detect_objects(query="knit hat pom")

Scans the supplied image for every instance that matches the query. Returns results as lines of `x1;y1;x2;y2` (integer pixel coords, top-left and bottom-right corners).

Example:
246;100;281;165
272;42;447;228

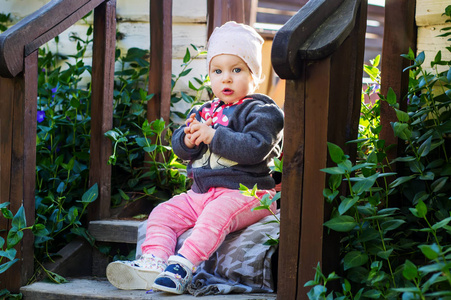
207;21;264;79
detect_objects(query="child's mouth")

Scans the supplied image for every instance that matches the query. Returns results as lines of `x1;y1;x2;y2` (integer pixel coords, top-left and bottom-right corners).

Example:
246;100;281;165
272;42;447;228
222;88;233;95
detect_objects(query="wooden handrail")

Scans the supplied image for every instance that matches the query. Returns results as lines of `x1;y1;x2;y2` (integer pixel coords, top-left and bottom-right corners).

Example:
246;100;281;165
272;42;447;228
0;0;116;291
0;0;105;78
271;0;367;298
272;0;363;79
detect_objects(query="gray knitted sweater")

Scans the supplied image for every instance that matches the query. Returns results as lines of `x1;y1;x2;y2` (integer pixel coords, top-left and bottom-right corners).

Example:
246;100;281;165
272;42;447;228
172;93;284;194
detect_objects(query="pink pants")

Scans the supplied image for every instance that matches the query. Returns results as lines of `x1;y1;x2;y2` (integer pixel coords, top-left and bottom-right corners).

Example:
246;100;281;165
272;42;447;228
141;187;276;266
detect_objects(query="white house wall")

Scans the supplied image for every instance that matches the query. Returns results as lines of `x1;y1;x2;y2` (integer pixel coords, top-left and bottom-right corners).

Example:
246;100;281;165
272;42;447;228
0;0;209;95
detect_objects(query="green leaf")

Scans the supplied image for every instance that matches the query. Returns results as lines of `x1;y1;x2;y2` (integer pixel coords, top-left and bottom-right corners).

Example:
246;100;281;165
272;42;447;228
0;259;19;275
46;270;69;284
419;244;439;260
343;251;368;270
432;217;451;230
389;175;416;188
6;228;23;248
327;142;345;163
394;108;409;122
392;122;412;140
402;259;418;280
415;51;425;65
324;215;357;232
329;174;342;190
183;48;191;63
418;135;432;157
381;219;405;231
11;205;26;230
338;196;359;215
377;248;393;260
320;167;346;175
179;68;193;77
386;87;397;105
0;248;17;261
431;177;448;193
80;183;99;205
362;290;382;299
416;200;428;218
352;173;379;195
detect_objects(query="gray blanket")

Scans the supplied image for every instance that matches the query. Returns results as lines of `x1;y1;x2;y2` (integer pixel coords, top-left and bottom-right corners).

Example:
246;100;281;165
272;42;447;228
136;212;280;296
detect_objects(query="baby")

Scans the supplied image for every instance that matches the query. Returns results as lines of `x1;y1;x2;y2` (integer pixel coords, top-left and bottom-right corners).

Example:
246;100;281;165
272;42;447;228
106;21;284;295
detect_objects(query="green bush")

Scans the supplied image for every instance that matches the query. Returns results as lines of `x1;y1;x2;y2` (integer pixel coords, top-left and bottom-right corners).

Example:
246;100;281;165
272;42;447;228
1;11;210;288
307;6;451;300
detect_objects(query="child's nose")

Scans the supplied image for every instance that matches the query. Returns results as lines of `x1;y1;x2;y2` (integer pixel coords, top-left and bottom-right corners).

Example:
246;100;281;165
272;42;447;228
222;72;232;83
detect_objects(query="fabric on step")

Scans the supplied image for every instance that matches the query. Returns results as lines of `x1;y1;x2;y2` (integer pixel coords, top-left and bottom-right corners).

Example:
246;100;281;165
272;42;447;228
136;211;280;296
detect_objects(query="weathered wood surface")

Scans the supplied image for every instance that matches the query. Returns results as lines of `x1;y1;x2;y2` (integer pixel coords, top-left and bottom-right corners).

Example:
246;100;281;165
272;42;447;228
272;0;367;298
89;219;142;243
88;0;116;221
207;0;257;37
147;0;172;124
0;0;106;78
0;0;117;291
379;0;416;162
416;0;450;26
0;52;38;291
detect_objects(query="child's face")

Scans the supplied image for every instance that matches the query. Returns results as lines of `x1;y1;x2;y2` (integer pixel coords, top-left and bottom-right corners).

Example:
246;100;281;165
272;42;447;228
209;54;255;104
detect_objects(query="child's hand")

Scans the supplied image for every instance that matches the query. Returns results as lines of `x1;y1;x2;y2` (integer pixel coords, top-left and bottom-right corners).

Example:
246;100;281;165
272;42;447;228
185;113;196;128
187;118;215;146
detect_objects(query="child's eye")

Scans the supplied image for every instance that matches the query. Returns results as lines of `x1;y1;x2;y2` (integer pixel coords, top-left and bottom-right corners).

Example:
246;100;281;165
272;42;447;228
214;69;222;74
232;68;241;73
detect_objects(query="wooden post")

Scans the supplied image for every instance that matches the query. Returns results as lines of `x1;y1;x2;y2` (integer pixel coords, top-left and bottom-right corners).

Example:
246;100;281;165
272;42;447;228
380;0;416;160
148;0;172;124
88;0;116;220
0;51;38;292
272;1;367;298
207;0;250;37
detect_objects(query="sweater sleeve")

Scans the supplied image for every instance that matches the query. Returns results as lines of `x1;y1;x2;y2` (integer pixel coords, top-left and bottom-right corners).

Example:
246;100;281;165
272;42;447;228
209;101;284;165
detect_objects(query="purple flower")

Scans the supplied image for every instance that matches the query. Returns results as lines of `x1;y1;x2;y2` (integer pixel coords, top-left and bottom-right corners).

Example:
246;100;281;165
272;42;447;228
51;87;58;99
371;83;380;94
37;110;46;123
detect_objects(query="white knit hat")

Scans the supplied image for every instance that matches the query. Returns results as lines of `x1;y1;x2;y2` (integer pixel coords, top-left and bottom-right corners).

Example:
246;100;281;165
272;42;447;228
207;21;264;79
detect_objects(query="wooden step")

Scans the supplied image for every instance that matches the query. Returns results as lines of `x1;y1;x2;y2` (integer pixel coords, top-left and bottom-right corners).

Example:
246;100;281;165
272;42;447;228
89;219;143;244
20;277;277;300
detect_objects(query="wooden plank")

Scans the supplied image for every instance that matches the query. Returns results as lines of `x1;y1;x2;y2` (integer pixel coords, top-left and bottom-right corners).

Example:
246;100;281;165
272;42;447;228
0;75;14;289
0;52;38;292
88;0;116;220
298;58;330;299
0;0;105;78
207;0;247;37
277;78;305;300
271;0;344;79
147;0;172;124
417;24;451;74
0;77;13;211
173;0;207;23
380;0;416;162
416;0;449;26
89;219;142;243
20;52;38;288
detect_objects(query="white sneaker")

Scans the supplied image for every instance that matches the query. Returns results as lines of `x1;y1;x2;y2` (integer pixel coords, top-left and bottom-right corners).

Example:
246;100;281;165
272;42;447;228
106;254;167;290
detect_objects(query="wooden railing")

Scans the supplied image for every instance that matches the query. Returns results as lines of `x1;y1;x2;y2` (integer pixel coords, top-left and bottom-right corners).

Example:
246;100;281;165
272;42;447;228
0;0;172;291
0;0;416;295
272;0;368;298
272;0;416;299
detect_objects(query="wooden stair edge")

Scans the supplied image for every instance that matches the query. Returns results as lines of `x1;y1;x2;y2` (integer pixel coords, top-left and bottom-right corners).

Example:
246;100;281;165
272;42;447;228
88;219;144;244
20;277;277;300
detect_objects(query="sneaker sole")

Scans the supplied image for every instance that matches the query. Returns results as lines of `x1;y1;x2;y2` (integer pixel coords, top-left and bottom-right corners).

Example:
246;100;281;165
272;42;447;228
152;282;184;295
106;261;160;290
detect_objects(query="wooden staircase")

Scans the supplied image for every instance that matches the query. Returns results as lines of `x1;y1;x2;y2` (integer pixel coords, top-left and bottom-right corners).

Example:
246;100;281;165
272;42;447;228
20;219;277;299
